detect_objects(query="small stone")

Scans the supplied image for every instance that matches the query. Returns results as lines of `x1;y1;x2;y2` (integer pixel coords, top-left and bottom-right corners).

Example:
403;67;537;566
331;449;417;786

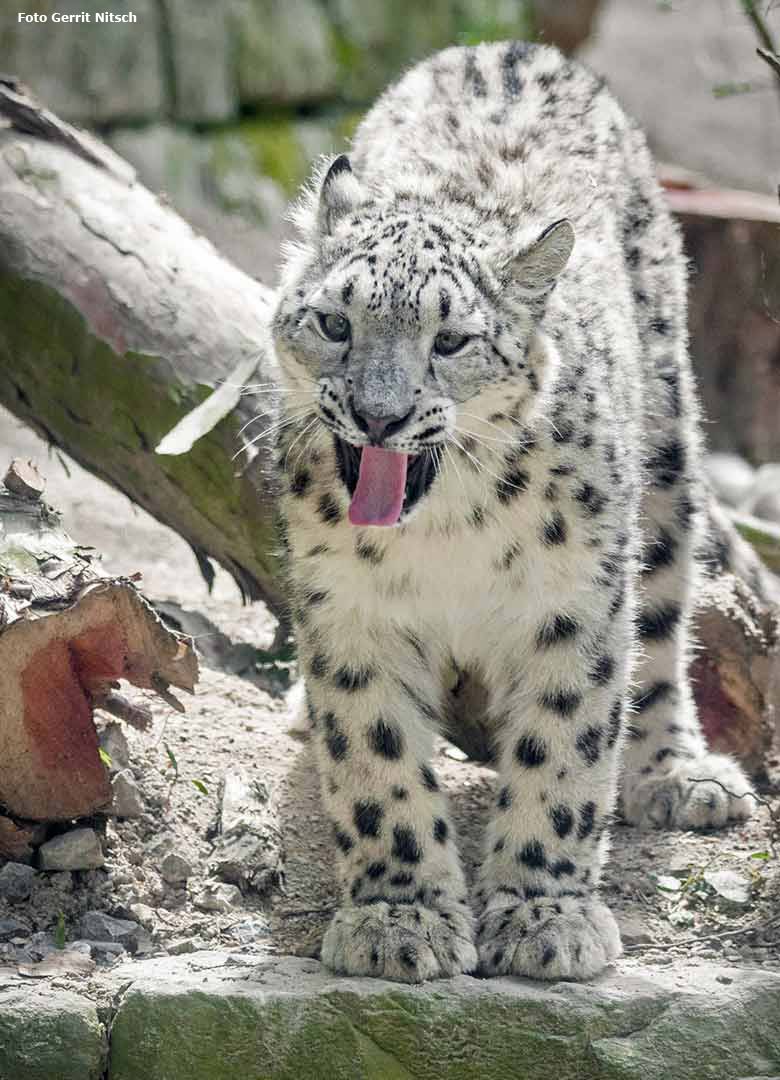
99;723;131;771
3;458;45;499
27;931;56;960
128;903;156;930
716;974;734;984
0;917;27;941
160;853;192;885
0;862;36;903
443;743;469;762
194;882;242;913
81;939;126;964
110;771;144;819
167;938;197;955
655;874;682;893
38;829;104;871
702;869;751;908
79;911;140;950
616;916;653;946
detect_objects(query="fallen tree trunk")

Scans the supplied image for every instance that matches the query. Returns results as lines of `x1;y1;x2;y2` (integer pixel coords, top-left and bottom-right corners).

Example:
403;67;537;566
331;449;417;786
0;81;284;617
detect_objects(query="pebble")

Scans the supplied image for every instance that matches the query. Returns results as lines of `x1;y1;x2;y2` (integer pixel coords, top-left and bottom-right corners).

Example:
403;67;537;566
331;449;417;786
0;862;36;903
616;916;654;946
160;852;192;885
226;916;271;945
167;938;197;955
38;828;104;871
80;939;126;964
194;882;242;913
98;723;131;771
702;869;751;909
128;902;156;930
110;771;144;818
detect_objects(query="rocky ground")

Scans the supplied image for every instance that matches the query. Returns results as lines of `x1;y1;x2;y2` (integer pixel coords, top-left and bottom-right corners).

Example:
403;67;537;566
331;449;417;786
1;406;779;1006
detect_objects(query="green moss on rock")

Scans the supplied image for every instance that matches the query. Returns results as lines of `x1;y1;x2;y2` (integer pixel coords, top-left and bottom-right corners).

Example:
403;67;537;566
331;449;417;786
0;988;106;1080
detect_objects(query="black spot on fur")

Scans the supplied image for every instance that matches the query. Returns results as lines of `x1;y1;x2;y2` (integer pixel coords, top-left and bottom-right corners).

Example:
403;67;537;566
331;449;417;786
518;839;546;869
353;800;383;838
647;439;686;488
550;858;576;878
290;469;310;497
638;602;681;641
577;801;597;839
606;699;623;747
590;654;615;686
550;804;574;838
390;871;414;887
575;483;608;516
334;827;354;853
366;860;386;880
392;786;408;801
497;785;512;810
541;511;567;546
367;719;404;759
392;824;422;864
356;538;384;564
335;665;375;691
575;726;603;765
317;493;342;525
323;712;348;761
631;681;674;713
536;613;579;648
420;764;439;791
516;734;548;767
309;652;329;679
496;467;530;503
539;689;582;717
433;818;448;843
643;528;677;574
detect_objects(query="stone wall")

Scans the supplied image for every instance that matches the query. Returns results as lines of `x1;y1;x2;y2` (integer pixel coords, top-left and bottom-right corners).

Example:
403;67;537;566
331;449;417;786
4;1;602;282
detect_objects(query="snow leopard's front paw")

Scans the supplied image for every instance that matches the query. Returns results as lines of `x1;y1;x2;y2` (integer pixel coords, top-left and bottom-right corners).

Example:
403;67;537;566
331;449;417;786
476;895;621;981
321;899;477;983
621;751;754;830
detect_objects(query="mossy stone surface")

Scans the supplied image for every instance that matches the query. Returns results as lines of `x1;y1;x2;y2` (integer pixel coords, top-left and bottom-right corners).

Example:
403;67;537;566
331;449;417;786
107;953;780;1080
0;987;106;1080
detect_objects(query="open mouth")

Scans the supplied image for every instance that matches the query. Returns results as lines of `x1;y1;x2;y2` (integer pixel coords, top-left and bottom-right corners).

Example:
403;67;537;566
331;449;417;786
334;435;440;526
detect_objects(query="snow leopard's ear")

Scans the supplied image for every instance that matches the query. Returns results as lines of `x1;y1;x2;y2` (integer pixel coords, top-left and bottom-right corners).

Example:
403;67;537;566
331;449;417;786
510;219;575;297
317;155;363;237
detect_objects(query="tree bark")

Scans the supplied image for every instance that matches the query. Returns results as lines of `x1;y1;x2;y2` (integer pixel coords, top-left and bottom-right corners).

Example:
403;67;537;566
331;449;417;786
0;82;285;617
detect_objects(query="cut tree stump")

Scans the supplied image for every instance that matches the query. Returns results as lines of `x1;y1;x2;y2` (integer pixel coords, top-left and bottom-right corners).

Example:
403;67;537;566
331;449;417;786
0;465;198;822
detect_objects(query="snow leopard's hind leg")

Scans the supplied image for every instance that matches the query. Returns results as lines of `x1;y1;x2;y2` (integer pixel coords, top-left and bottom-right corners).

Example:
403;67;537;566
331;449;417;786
617;124;754;829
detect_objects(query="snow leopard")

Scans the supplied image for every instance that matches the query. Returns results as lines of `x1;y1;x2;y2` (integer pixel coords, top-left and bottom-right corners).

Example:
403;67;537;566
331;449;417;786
269;41;756;983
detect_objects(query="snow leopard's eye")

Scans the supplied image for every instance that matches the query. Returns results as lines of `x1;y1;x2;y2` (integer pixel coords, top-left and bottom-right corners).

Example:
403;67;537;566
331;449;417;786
316;312;351;343
433;330;470;357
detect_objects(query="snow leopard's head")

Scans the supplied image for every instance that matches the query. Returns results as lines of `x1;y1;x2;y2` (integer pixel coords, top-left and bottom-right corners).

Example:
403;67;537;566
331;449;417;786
272;155;573;526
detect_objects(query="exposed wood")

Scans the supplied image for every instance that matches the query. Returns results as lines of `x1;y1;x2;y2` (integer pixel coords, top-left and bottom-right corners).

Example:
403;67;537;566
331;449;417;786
0;470;198;822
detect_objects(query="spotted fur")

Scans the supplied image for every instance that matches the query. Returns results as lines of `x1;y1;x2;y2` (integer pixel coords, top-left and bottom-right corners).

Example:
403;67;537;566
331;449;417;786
269;42;755;984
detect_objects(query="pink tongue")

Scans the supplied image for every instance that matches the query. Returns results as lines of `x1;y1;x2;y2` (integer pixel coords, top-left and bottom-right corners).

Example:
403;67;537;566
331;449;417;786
348;447;409;527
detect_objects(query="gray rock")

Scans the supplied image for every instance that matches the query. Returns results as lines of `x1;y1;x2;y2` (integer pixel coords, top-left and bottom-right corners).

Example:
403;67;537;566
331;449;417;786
110;771;144;819
106;953;780;1079
82;939;127;964
79;911;140;950
233;0;339;105
98;723;130;772
0;862;36;903
703;452;756;508
616;915;654;947
0;917;27;941
193;882;242;913
160;852;192;885
703;869;752;908
39;829;104;871
166;938;197;956
2;0;165;125
128;903;156;931
210;772;283;893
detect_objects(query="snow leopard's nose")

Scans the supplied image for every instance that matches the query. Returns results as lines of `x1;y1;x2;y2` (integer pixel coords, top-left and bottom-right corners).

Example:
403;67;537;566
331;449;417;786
349;401;415;445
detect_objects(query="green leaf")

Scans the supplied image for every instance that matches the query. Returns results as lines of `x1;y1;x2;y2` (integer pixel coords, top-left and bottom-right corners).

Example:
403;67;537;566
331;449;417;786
164;742;179;783
54;912;66;950
749;851;771;860
191;779;209;796
98;747;112;768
